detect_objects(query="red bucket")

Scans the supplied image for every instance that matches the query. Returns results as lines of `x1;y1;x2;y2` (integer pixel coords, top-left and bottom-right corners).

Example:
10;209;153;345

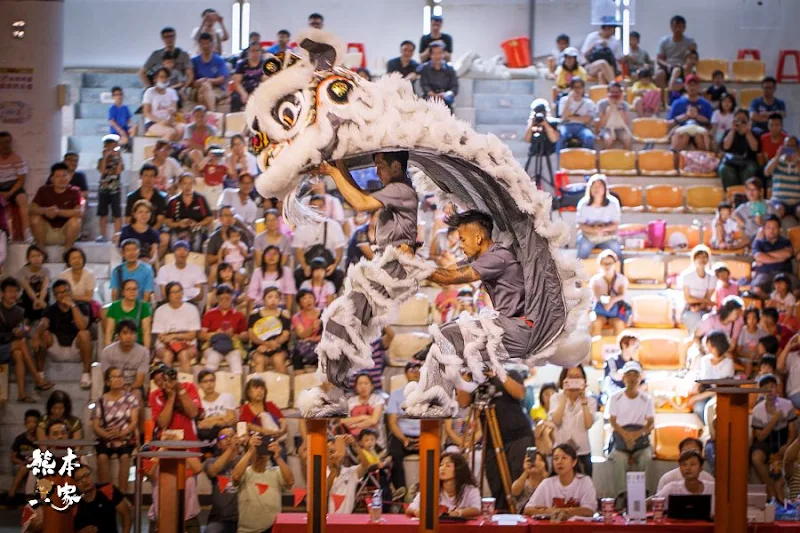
501;37;531;68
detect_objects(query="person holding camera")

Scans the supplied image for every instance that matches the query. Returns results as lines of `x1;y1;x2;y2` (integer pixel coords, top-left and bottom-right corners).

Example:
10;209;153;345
556;77;596;152
232;433;293;533
204;426;246;533
525;99;560;148
511;448;549;512
549;366;597;476
765;135;800;220
149;363;202;443
718;108;760;189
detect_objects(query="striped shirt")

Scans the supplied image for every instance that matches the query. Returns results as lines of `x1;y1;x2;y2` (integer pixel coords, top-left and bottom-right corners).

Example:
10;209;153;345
0;152;27;185
771;156;800;204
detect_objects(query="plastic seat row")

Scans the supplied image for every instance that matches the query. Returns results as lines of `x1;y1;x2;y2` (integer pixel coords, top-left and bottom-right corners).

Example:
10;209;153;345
560;147;722;177
611;184;724;213
695;58;766;83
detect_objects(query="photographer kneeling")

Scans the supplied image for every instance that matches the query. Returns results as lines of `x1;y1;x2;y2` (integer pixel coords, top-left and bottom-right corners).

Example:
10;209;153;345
524;99;561;190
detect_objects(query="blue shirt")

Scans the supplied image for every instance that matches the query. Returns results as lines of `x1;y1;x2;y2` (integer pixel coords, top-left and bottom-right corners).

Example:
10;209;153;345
667;95;713;125
110;261;155;299
108;104;132;134
386;387;420;438
265;44;291;55
749;96;787;130
752;236;793;274
191;54;229;80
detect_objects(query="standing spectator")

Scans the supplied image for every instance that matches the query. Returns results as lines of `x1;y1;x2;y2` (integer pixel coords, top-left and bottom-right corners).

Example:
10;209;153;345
191;32;230;112
343;372;386;446
139;26;194;88
16;245;49;324
239;377;287;438
232;434;293;533
155;240;206;304
590;250;629;336
72;466;132;533
549;366;597;476
142;141;183;193
107;86;136;145
204;426;244;533
657;437;715;491
406;453;480;518
32;280;92;389
759;114;788;166
152;282;201;373
667;74;712;151
580;24;620;84
291;289;322;373
750;77;787;136
387;41;420;80
522;444;597;519
419;43;458;110
232;43;265;112
30;163;83;248
96;134;124;242
0;131;31;241
149;363;202;441
265;29;292;55
622;31;652;77
511;450;549;513
103;279;152;348
119;199;160;262
99;320;149;403
679;245;716;332
91;366;138;494
191;9;229;55
217;173;258;225
226;135;259;181
718;108;760;189
248;287;291;374
574;174;621;260
688;330;734;422
752;215;795;298
8;409;40;502
778;333;800;408
386;360;421;492
608;361;654;506
110;239;155;301
557;77;597;151
200;285;248;375
597;81;632;149
765;136;800;221
655;15;697;88
420;14;453;61
142;68;183;141
293;195;346;290
36;390;83;440
554;48;587;92
166;173;214;250
732;177;767;242
751;373;797;501
308;12;324;29
196;370;237;441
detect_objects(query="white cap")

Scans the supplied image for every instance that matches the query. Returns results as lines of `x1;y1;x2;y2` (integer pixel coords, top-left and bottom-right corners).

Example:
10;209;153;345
622;361;643;375
563;46;580;57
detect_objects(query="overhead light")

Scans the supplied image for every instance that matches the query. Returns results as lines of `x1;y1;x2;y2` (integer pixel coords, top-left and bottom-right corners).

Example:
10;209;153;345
423;5;431;34
433;5;443;16
241;2;250;51
231;3;241;55
12;20;25;39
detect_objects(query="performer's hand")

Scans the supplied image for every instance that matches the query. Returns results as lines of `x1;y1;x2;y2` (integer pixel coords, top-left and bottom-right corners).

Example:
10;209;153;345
325;264;336;277
483;368;496;379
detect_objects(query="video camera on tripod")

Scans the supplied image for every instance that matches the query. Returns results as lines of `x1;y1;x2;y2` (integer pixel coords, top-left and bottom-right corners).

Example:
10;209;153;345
524;99;559;192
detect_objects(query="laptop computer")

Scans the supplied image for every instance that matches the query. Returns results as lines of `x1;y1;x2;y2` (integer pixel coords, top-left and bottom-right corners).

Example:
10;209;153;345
666;494;712;521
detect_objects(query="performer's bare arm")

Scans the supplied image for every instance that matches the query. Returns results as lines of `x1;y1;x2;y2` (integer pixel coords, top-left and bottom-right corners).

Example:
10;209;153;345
429;265;481;285
317;161;383;212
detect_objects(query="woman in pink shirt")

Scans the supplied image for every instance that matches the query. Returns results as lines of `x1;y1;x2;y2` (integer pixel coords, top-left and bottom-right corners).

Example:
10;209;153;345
694;296;745;355
247;246;297;311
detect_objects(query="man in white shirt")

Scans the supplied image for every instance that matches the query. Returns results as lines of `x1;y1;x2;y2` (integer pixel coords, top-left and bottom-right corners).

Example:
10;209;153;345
607;361;655;503
293;195;347;291
656;437;715;492
327;435;368;514
301;180;346;224
156;240;206;304
656;450;715;513
216;173;258;226
580;24;620;84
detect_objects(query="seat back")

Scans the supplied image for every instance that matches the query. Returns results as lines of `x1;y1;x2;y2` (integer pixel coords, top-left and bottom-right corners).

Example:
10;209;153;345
645;184;683;211
293;373;321;407
589;84;609;103
609;184;643;209
393;293;432;326
639;150;677;175
685;186;724;213
631;294;673;328
590;335;619;369
632;118;669;142
224;112;247;137
624;256;666;286
725;185;746;202
387;332;433;365
653;424;703;460
559;148;598;174
599;149;637;174
738;88;762;109
639;336;683;369
248;371;291;409
215;371;243;404
788;227;800;255
666;256;692;287
388;374;408;394
696;58;729;82
732;60;766;82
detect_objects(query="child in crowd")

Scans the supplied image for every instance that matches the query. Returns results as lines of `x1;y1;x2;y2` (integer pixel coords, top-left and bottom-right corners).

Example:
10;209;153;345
548;33;571;75
299;258;336;310
602;334;644;404
357;428;387;468
623;31;652;78
96;134;124;242
17;244;49;324
688;330;734;422
291;289;322;373
631;68;661;117
8;409;40;502
711;93;737;147
207;261;246;312
248;287;291;374
220;226;248;272
737;307;765;373
712;263;739;309
107;87;136;145
194;145;228;209
704;70;729;110
711;202;745;250
769;273;797;317
554;48;587;93
161;51;187;92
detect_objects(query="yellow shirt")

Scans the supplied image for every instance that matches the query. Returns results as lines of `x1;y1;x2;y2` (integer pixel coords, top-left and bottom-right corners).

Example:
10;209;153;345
554;65;588;90
530;405;547;422
362;448;381;466
632;80;658;94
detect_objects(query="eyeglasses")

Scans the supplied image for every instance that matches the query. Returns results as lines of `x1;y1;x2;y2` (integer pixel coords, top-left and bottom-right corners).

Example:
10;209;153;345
200;378;215;383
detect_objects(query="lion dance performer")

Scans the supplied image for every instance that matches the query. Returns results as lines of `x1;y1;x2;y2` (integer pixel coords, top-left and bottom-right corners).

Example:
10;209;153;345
245;28;591;418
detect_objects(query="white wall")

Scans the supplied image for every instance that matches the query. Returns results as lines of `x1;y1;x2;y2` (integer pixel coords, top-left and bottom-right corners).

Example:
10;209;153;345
437;0;530;60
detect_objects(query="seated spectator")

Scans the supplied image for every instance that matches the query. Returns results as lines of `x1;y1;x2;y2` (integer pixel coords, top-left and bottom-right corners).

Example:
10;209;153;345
91;366;138;494
107;86;136;145
30;163;83;248
738;307;766;366
110;239;155;301
0;278;51;401
142;68;183;141
549;366;597;476
693;295;744;362
575;174;621;260
301;176;345;224
149;363;202;441
191;32;230;112
667;74;712;151
99;320;149;406
622;31;652;78
232;434;292;532
291;289;322;373
166;173;214;251
161;50;188;93
407;453;480;518
103;279;152;348
0;131;31;241
157;240;206;304
763;308;794;352
778;333;800;408
293;195;346;290
711;93;736;147
689;330;734;422
711;203;747;250
752;216;796;298
8;408;39;502
191;8;228;55
248;245;297;311
769;273;796;317
718;108;760;189
72;466;132;533
139;26;193;88
523;443;597;519
343;372;385;447
345;211;377;270
580;24;620;84
204;426;244;533
386;360;421;491
765;136;800;221
655;15;696;88
657;437;715;492
557;77;596;151
679;245;716;332
32;280;92;389
200;285;248;375
750;76;787;136
759;113;788;166
732;177;767;242
248;287;291;374
265;29;291;55
656;450;715;512
16;245;49;324
419;15;453;62
207;206;255;276
36;389;83;440
419;43;458;110
631;68;661;117
196;369;237;441
239;377;287;438
704;70;729;110
751;373;797;501
299;258;336;310
511;449;549;512
152;281;201;372
184;105;220;155
597;82;632;149
590;250;629;336
232;43;264;112
226;135;259;182
713;263;740;306
387;40;419;80
142;141;183;194
554;47;588;93
602;334;643;404
119;200;160;263
209;262;247;312
429;225;466;267
220;226;248;276
608;361;654;505
126;164;169;245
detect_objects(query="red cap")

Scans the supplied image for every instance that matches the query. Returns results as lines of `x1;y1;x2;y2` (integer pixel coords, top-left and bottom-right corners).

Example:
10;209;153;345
685;74;700;84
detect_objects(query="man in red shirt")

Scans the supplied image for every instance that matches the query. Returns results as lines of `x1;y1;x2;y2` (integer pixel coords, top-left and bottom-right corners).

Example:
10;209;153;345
30;163;83;247
759;113;787;166
149;364;202;442
200;285;248;375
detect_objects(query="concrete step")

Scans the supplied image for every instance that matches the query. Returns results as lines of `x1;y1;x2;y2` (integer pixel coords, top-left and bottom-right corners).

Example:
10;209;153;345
82;72;143;90
476;123;527;142
474;92;535;110
39;262;111;282
79;88;142;107
76;103;112;119
473;79;536;95
476;108;531;125
6;243;115;275
74;118;112;136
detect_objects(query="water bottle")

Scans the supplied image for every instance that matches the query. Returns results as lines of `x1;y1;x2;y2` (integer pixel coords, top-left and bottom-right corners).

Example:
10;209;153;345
370;489;382;523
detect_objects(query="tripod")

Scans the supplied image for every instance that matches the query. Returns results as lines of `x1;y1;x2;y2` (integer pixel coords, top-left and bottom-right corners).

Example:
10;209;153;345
523;134;555;192
461;396;517;513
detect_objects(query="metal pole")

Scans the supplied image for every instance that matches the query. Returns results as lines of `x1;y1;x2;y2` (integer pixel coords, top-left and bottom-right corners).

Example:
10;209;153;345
134;453;142;533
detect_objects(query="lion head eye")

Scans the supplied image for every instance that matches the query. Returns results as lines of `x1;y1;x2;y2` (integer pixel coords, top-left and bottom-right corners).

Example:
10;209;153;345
273;93;303;131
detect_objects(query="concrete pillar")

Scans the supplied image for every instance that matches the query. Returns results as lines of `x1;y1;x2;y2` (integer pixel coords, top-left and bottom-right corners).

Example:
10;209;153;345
0;0;64;193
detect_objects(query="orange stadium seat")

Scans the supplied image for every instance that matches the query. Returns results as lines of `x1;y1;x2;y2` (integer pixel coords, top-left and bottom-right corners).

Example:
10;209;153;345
696;58;729;82
632;118;670;144
738;88;762;109
590;335;618;369
645;185;684;212
589;84;609;103
723;259;752;284
664;224;698;252
631;294;674;328
609;184;644;211
666;256;692;287
624;256;666;288
653;424;703;460
685;185;724;214
789;227;800;255
559;148;598;175
639;150;678;176
726;185;746;201
639;336;684;370
581;255;620;279
732;60;766;83
599;149;637;176
679;151;720;178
